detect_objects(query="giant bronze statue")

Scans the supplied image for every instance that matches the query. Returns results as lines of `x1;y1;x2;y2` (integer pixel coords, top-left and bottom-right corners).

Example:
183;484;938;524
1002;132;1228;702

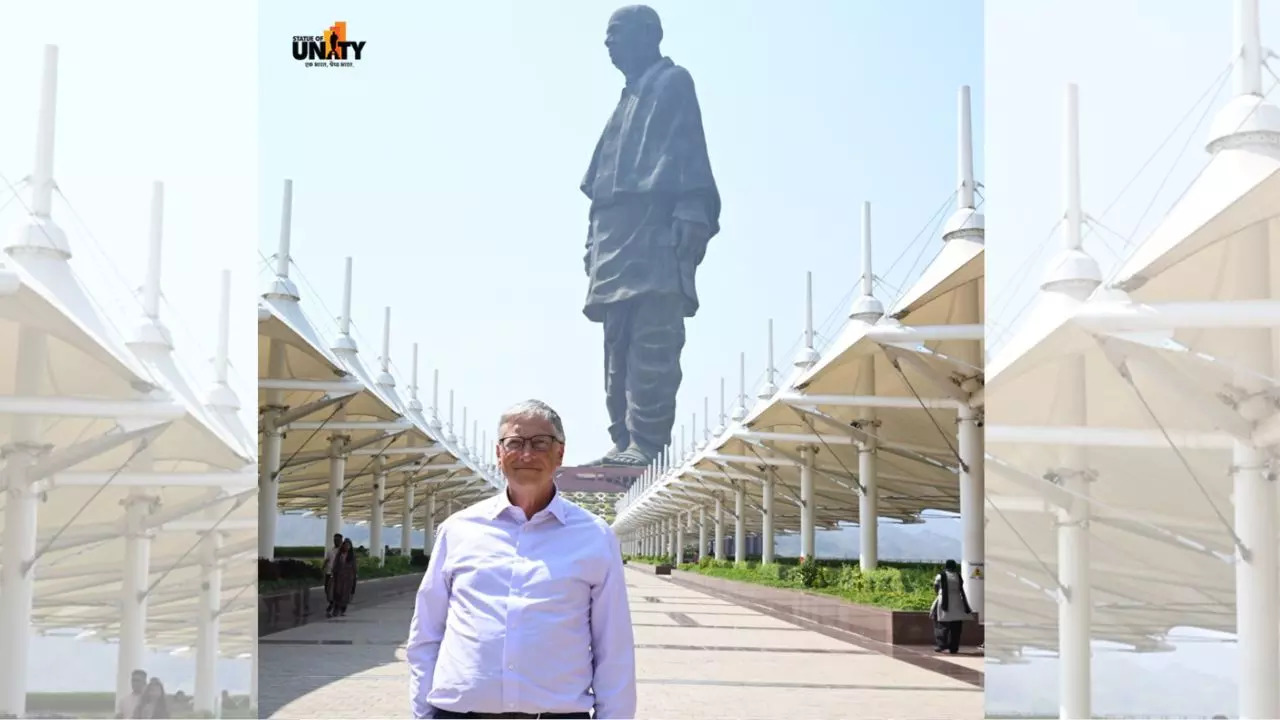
581;5;721;467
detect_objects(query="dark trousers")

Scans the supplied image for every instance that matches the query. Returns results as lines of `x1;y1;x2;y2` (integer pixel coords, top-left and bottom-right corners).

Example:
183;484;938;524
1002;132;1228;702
602;294;685;454
935;620;963;653
433;711;590;719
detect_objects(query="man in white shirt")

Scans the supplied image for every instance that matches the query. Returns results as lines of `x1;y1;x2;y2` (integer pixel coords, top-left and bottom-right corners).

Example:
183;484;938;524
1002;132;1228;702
115;669;146;718
407;399;637;719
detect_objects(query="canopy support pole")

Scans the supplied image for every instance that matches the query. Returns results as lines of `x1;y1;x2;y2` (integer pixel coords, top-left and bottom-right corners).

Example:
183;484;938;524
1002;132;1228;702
713;496;725;560
117;491;154;711
761;475;775;564
734;483;747;563
195;530;222;715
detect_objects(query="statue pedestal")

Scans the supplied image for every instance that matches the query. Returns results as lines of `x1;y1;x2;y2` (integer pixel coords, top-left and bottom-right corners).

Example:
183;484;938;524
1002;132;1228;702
554;464;645;493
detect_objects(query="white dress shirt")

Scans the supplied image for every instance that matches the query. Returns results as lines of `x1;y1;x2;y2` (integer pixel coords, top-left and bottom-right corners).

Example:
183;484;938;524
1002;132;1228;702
407;488;637;719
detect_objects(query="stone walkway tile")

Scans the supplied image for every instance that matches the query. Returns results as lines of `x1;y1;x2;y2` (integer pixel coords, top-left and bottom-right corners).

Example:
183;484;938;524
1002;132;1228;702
261;565;982;719
632;625;858;651
935;653;985;670
636;683;981;720
636;649;975;689
680;611;797;628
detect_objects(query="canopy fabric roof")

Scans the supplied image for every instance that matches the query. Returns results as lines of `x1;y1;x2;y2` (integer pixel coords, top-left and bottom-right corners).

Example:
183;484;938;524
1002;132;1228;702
258;292;500;532
1;238;257;658
614;225;983;538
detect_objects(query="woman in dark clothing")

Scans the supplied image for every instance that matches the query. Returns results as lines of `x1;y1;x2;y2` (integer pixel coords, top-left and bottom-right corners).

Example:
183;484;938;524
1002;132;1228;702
132;678;169;719
932;559;972;654
330;538;358;616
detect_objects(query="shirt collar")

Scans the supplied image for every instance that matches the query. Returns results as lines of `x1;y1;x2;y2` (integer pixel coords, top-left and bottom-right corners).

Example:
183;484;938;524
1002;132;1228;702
488;484;569;524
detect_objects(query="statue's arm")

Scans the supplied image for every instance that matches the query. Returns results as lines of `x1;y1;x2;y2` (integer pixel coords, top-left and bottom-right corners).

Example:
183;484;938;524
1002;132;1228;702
663;68;719;237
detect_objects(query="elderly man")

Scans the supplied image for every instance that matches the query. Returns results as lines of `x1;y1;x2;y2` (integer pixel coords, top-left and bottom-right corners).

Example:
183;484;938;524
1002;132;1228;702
407;399;637;719
582;4;721;467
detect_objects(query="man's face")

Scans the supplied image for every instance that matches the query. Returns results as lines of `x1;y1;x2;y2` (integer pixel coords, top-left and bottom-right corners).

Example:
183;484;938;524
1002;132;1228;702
333;534;342;547
497;416;564;487
131;672;146;694
604;17;652;74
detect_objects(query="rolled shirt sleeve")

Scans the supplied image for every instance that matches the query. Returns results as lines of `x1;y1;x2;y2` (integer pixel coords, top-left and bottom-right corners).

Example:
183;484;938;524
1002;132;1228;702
588;530;637;719
407;528;452;718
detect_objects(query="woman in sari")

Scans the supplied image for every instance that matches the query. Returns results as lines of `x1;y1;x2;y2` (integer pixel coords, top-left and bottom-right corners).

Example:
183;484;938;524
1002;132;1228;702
330;538;358;617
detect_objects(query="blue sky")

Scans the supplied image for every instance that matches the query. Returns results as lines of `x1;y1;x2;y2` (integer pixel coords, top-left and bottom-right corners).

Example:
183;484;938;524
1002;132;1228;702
983;0;1280;716
3;0;256;696
257;0;984;470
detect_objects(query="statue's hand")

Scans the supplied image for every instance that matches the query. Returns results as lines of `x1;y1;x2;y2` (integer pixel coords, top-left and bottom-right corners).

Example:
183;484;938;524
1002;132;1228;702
674;219;711;265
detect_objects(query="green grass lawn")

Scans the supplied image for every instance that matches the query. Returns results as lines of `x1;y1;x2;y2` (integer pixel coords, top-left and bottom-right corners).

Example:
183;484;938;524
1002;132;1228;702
259;554;423;594
628;555;939;611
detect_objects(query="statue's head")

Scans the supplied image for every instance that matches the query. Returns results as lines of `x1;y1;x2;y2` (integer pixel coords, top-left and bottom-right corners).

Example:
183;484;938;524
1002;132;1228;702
605;5;663;76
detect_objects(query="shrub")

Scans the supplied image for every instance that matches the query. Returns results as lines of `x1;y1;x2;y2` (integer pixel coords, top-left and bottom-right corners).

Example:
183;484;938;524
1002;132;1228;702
797;556;821;588
679;555;937;611
257;557;280;581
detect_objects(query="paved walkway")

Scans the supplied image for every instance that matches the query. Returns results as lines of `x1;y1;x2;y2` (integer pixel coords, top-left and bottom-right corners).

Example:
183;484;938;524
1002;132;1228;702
260;567;982;719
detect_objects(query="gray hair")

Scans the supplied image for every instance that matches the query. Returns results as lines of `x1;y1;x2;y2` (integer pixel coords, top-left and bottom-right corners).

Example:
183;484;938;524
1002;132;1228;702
497;399;566;442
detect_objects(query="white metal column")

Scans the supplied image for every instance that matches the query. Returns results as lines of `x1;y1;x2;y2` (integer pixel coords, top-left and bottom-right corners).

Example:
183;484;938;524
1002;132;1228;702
1232;439;1278;718
675;514;685;564
1230;206;1279;717
858;432;879;571
117;492;154;707
761;474;775;564
423;494;436;553
734;483;746;563
258;415;282;559
400;475;414;554
326;434;347;541
0;321;51;717
195;531;221;715
1057;359;1091;719
669;517;678;559
1058;463;1091;719
1045;83;1098;720
958;405;984;616
259;338;285;560
800;445;816;559
371;466;385;564
0;445;39;718
713;496;725;560
697;507;707;560
250;618;259;712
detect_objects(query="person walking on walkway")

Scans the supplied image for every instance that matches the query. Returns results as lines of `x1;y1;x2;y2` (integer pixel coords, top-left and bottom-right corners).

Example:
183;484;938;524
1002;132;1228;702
322;532;343;615
931;559;972;654
329;538;358;617
407;399;637;719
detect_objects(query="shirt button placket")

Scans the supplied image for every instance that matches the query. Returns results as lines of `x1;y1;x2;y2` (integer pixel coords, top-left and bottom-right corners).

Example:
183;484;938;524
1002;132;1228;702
504;524;525;710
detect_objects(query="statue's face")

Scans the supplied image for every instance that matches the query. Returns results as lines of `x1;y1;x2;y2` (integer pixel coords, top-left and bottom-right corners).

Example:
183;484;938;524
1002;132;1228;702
605;16;654;74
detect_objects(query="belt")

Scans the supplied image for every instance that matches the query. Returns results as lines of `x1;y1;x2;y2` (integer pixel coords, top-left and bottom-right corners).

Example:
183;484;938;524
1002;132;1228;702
430;707;588;712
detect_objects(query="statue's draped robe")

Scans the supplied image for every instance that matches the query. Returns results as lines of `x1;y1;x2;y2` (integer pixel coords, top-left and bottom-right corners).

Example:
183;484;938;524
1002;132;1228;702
581;57;721;455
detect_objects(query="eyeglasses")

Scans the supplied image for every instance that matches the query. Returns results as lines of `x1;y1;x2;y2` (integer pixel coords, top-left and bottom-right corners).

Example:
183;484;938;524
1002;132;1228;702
498;434;561;453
